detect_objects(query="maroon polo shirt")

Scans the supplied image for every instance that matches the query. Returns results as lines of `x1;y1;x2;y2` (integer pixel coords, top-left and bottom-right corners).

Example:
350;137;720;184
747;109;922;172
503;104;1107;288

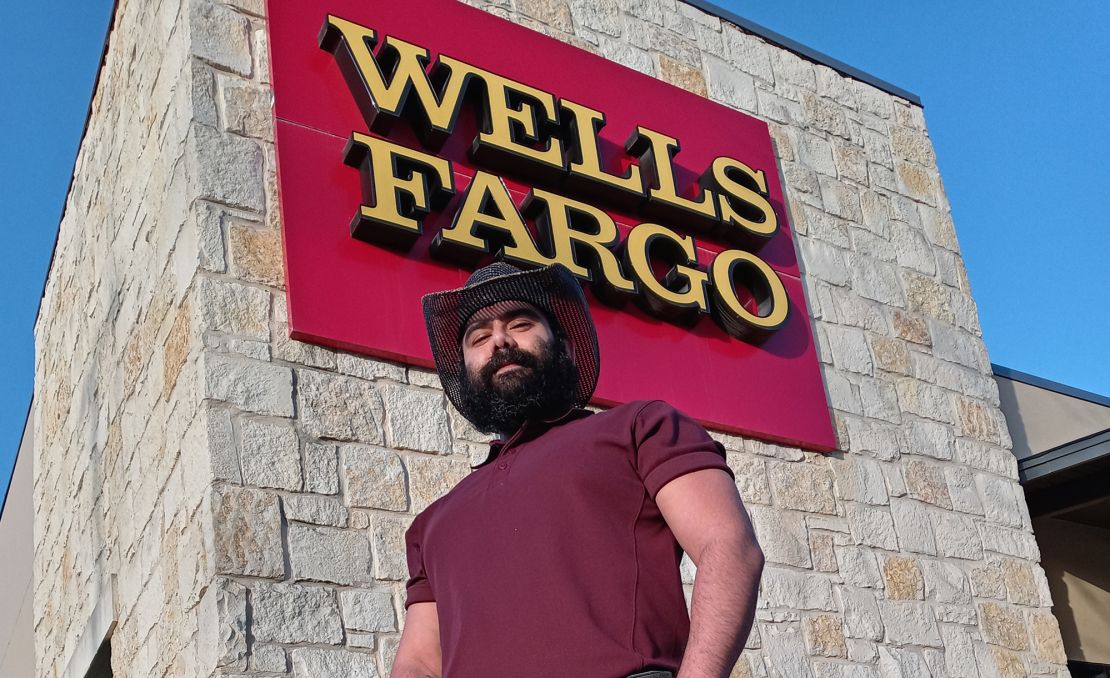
404;400;735;678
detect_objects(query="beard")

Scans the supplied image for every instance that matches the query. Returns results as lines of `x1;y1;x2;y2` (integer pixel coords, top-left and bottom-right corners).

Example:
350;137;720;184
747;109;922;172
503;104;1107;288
458;338;579;435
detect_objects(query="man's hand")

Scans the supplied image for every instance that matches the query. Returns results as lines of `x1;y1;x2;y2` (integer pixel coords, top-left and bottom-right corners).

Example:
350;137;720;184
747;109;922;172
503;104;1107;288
390;602;443;678
656;468;764;678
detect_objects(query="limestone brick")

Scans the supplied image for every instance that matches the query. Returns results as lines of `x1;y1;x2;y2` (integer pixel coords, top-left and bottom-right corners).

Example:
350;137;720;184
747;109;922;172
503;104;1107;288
240;417;301;490
977;474;1026;529
188;123;266;211
304;441;340;495
228;221;283;286
749;506;811;569
252;644;289;673
337;352;407;382
288;524;373;585
835;546;882;589
903;459;951;509
805;615;847;658
657;53;707;96
203;352;294;416
760;568;835;611
768;461;836;514
341;445;409;511
760;623;812;678
382;385;453;454
881;556;923;600
197;273;274;335
517;0;574;32
1000;559;1040;606
838;587;883;641
340;589;398;632
890;498;937;556
985;645;1027;678
569;0;621;35
298;369;385;443
212;486;284;578
370;513;412;581
921;560;971;604
706;55;758;112
878;601;941;647
845;503;898;550
727;452;772;505
829;455;888;506
1028;612;1066;663
190;1;253;77
932;512;983;560
979;602;1029;651
291;648;381;678
252;582;344;644
824;325;873;376
284;494;349;527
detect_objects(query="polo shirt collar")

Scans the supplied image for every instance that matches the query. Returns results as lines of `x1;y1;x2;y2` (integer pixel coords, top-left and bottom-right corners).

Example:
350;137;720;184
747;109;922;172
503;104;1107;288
475;407;593;468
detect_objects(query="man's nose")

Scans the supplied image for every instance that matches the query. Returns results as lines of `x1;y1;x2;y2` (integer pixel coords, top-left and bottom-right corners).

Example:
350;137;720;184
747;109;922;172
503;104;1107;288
490;324;517;350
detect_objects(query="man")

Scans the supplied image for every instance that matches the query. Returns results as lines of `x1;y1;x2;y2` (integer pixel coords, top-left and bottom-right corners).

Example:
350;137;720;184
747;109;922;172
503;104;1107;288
392;262;764;678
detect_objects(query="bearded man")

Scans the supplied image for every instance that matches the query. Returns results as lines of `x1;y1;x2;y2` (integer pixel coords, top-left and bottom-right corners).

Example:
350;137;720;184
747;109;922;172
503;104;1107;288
391;262;764;678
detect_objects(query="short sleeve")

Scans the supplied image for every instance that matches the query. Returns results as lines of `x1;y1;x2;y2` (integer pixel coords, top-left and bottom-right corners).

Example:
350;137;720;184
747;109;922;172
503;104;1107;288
403;514;435;608
633;400;734;499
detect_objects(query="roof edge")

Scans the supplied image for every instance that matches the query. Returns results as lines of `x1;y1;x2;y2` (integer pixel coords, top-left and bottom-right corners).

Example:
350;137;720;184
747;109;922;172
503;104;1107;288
682;0;923;107
992;363;1110;409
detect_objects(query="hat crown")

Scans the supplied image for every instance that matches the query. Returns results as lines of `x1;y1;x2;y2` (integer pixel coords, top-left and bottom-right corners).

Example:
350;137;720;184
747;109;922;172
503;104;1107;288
464;261;525;288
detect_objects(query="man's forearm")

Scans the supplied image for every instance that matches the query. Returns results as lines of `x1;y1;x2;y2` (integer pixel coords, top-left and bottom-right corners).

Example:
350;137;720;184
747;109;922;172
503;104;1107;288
677;537;764;678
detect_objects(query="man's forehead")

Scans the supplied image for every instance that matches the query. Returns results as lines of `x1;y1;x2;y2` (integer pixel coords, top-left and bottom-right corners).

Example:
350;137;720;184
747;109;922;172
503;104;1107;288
465;300;543;328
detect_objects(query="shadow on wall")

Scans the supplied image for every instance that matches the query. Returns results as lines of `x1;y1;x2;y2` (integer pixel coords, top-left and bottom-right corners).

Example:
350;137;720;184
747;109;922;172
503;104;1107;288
1033;516;1110;664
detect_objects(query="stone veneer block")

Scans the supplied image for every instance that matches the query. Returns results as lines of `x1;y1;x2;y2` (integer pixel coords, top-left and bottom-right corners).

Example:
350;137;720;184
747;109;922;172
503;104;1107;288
251;582;344;644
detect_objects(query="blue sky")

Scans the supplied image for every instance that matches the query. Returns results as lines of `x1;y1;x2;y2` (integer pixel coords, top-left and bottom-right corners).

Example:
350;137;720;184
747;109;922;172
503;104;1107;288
2;1;1108;501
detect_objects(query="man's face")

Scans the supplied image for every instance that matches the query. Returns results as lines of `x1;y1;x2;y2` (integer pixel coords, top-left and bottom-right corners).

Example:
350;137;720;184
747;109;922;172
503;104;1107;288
458;301;579;434
462;301;556;387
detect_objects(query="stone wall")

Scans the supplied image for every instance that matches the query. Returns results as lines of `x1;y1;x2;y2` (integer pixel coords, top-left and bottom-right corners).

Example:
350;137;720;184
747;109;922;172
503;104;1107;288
34;0;1071;677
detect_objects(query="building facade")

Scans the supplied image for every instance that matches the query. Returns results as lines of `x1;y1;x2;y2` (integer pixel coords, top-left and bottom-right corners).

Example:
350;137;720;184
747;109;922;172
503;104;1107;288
31;0;1072;676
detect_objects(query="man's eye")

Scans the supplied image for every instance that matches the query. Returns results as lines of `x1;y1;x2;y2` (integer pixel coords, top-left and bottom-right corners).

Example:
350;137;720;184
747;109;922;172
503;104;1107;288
510;320;533;331
470;333;490;346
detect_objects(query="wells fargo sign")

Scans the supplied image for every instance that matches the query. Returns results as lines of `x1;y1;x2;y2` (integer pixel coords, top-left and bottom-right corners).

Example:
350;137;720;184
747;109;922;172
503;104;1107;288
269;0;836;450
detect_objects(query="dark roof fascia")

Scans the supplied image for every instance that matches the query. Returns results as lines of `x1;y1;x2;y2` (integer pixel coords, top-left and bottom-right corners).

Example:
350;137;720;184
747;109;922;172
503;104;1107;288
681;0;923;107
992;363;1110;409
1019;427;1110;484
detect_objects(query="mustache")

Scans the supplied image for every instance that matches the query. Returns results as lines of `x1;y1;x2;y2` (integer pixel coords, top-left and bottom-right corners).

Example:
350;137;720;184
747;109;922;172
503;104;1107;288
479;346;542;383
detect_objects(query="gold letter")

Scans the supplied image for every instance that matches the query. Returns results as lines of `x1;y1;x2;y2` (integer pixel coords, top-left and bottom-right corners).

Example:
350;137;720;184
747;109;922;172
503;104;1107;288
344;132;454;249
432;171;552;267
701;157;779;247
471;71;565;179
524;188;636;301
709;248;789;342
624;223;709;323
626;127;717;228
561;100;643;203
320;16;474;148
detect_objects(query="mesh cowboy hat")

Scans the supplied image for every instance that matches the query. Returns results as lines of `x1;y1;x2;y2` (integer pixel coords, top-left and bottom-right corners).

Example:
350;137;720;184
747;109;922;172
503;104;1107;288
421;262;600;421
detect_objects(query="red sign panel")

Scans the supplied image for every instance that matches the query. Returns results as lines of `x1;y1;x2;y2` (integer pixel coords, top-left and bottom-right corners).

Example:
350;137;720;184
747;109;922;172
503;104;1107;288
268;0;836;450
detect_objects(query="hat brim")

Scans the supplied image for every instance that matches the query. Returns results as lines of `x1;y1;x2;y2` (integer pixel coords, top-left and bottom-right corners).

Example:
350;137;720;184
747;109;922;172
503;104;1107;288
422;265;600;421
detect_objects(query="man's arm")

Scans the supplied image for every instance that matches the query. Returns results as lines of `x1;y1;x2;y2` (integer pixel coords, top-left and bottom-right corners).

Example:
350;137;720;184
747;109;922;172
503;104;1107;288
390;602;443;678
656;468;764;678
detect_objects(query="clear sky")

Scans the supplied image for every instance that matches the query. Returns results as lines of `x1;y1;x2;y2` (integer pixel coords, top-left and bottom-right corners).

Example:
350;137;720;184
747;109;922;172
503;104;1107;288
2;1;1108;502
